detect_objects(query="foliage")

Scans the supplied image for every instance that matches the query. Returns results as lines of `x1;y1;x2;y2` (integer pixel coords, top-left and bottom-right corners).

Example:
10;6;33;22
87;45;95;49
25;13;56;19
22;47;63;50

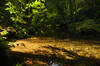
15;63;23;66
0;0;99;38
0;0;100;65
5;0;49;36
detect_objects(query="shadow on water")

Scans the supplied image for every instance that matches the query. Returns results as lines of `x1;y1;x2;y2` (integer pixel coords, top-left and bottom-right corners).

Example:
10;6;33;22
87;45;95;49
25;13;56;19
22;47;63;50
8;46;100;66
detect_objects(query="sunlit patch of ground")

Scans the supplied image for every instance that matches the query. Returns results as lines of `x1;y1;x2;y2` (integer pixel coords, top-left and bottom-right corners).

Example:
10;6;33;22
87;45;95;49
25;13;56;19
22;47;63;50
8;37;100;66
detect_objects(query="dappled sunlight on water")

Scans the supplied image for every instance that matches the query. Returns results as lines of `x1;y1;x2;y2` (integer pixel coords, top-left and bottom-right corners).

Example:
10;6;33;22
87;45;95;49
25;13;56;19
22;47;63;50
8;37;100;66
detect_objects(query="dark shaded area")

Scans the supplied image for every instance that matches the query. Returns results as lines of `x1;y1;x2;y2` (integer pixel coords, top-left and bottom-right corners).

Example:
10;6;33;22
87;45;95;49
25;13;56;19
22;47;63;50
8;46;100;66
0;45;8;66
0;37;9;66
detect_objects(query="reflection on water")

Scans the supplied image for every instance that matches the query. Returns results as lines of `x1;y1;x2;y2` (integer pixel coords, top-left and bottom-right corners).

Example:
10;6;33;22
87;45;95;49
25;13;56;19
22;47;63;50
50;63;59;66
49;61;63;66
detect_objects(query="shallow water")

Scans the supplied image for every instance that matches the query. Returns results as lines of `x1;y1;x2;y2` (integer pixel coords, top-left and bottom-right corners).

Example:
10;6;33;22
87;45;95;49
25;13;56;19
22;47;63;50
49;61;63;66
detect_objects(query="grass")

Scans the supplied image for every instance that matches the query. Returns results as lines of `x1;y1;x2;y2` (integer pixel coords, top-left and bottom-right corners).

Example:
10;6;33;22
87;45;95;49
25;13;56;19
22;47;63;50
8;37;100;66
